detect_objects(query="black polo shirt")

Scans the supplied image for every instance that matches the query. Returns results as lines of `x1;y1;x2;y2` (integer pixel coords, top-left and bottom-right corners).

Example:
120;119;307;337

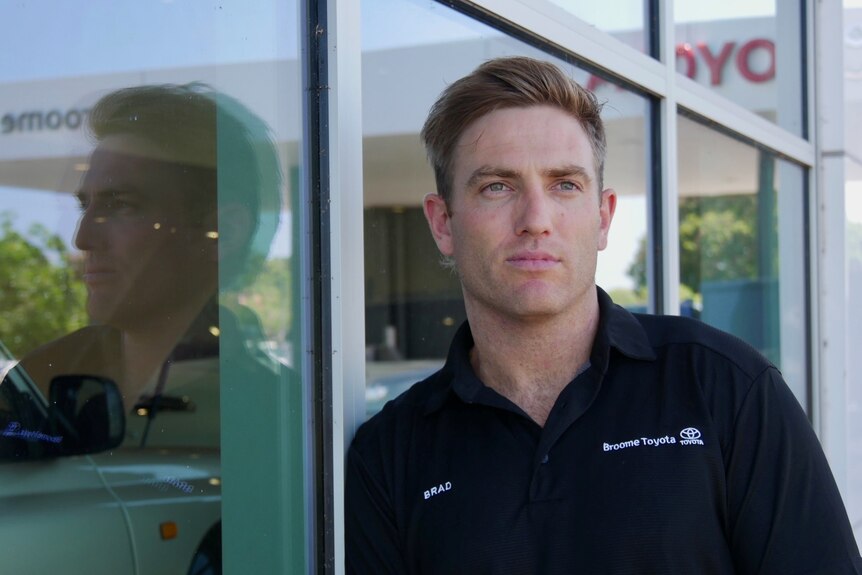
346;290;862;574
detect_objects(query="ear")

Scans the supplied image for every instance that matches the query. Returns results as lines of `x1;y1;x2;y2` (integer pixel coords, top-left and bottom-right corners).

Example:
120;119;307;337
597;188;617;251
423;193;455;257
216;203;254;263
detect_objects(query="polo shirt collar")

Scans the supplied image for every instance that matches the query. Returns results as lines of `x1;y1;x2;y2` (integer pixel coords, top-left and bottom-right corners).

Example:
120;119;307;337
423;287;656;415
596;287;656;362
422;323;480;415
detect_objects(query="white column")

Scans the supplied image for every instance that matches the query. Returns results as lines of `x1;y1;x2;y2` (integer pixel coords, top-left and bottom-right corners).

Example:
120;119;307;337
812;0;848;494
327;0;366;573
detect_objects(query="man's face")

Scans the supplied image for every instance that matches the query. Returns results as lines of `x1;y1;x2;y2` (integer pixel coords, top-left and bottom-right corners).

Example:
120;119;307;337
424;105;615;323
74;134;218;330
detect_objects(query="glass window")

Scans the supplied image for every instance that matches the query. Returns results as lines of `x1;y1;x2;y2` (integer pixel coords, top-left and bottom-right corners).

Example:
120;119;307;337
361;0;651;418
545;0;651;55
846;155;862;547
674;2;805;136
677;113;807;407
0;1;306;573
844;1;862;543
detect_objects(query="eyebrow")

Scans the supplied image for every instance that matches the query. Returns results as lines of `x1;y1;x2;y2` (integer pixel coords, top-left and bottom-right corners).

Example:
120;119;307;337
465;166;520;189
74;187;139;204
465;163;593;189
544;164;592;185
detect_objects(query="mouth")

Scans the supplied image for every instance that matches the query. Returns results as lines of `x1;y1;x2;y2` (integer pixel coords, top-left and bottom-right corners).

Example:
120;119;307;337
505;251;560;271
81;267;118;284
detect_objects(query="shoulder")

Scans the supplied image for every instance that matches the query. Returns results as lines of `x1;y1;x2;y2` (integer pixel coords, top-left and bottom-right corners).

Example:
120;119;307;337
12;327;121;396
622;313;790;447
22;326;118;359
17;326;121;384
630;312;775;380
350;366;451;457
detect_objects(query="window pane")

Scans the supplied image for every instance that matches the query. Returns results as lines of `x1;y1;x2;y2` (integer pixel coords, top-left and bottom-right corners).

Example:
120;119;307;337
844;2;862;543
846;155;862;547
677;114;807;407
0;1;306;573
361;0;651;418
674;2;805;136
546;0;651;55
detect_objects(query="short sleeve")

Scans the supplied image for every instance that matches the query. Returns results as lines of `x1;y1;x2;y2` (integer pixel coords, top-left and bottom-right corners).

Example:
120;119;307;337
724;367;862;574
345;442;408;575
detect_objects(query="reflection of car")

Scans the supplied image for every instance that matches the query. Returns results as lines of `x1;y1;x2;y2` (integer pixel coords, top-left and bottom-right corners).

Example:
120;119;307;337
0;344;221;575
365;360;443;417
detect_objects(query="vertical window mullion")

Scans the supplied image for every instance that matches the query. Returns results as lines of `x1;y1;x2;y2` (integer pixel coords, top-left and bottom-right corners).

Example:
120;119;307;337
321;0;366;573
658;0;680;315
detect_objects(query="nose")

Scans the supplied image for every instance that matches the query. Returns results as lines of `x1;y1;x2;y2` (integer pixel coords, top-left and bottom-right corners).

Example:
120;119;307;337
74;205;107;251
515;186;553;237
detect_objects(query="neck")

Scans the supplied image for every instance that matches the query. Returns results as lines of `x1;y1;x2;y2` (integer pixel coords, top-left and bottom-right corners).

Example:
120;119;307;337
466;288;600;427
118;296;214;401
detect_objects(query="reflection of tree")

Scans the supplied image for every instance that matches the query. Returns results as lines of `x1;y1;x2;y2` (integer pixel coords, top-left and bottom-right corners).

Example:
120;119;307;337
624;236;649;303
230;257;292;342
627;195;762;298
0;213;87;357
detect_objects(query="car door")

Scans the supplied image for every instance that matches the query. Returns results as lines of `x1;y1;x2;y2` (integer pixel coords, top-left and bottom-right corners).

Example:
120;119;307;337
90;448;221;574
90;354;223;574
0;360;136;575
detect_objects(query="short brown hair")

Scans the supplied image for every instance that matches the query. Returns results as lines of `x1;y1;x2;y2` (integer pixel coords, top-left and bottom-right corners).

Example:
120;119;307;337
421;56;606;204
89;84;281;287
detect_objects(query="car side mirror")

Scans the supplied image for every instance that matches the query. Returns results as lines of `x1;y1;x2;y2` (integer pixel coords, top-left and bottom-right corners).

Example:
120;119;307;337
49;375;125;455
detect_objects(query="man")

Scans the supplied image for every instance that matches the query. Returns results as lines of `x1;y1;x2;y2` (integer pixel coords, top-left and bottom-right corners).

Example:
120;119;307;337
14;84;281;445
346;56;862;574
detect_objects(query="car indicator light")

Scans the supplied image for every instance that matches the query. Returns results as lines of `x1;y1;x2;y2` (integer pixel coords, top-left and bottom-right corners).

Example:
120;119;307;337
160;521;179;541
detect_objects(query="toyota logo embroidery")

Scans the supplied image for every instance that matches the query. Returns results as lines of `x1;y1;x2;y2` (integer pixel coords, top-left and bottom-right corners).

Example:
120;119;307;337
679;427;705;445
680;427;701;440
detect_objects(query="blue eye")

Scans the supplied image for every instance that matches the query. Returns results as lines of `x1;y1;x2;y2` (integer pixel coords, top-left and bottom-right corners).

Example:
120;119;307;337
483;182;511;194
554;180;585;193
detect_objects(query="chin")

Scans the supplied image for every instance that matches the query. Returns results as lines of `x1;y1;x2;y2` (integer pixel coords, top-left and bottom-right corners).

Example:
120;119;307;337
513;308;565;321
86;301;110;324
86;299;136;329
502;298;567;320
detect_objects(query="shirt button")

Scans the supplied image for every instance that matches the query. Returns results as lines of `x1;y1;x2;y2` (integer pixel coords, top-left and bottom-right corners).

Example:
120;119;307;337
541;454;549;464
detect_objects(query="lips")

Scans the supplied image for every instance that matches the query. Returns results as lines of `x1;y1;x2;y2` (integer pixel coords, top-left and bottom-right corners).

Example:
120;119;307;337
506;251;560;271
81;265;118;284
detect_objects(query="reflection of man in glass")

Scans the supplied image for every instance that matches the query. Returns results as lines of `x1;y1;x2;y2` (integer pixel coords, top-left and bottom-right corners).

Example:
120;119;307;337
3;83;302;573
17;84;280;433
75;88;220;399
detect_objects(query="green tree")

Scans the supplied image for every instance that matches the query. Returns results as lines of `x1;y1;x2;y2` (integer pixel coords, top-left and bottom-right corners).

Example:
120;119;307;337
627;194;764;298
680;195;761;291
228;257;292;342
0;213;87;358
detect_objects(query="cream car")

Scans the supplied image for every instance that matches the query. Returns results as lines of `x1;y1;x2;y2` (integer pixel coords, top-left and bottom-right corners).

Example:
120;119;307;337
0;348;222;575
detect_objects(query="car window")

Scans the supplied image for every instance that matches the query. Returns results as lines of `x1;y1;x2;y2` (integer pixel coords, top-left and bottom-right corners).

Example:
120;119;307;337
0;361;53;461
